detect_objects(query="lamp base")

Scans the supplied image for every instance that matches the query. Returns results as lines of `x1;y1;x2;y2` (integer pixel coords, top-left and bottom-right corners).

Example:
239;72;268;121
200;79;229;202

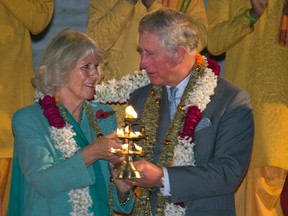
117;159;141;179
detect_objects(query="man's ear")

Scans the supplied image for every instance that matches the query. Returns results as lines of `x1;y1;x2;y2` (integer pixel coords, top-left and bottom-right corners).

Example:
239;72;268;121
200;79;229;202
175;45;187;64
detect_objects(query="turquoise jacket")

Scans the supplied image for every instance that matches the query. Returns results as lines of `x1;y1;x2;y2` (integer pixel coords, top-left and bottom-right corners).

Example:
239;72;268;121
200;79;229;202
8;101;133;215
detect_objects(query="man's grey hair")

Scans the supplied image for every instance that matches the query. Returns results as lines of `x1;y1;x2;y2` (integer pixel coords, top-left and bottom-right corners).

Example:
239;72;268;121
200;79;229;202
139;8;199;55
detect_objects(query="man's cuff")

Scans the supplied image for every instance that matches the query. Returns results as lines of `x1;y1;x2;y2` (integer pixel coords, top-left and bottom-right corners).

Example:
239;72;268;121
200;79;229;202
159;167;171;196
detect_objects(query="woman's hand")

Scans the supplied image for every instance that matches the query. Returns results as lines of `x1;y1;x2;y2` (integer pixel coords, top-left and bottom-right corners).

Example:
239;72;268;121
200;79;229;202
81;131;123;166
110;163;133;194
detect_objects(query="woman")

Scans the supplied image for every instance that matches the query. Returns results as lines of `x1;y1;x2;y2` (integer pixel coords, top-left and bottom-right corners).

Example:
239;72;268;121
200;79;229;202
8;29;133;216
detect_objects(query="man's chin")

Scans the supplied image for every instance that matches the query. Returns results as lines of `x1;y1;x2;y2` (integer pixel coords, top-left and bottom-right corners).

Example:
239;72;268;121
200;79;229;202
150;79;165;86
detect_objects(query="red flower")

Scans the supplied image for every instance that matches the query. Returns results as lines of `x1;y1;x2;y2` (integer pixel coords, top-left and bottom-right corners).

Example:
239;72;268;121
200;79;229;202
174;202;185;208
96;109;115;119
207;57;221;76
39;95;66;128
179;106;202;140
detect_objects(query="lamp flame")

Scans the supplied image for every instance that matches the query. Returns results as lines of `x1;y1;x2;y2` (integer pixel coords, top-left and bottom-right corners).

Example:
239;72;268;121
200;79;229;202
125;105;137;118
117;127;142;138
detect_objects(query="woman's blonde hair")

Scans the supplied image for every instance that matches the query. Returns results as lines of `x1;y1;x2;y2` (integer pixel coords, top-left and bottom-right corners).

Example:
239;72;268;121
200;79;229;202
32;29;102;95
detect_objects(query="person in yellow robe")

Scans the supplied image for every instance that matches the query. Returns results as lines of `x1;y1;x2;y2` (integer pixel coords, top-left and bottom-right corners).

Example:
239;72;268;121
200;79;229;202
0;1;54;215
206;0;288;215
87;0;207;124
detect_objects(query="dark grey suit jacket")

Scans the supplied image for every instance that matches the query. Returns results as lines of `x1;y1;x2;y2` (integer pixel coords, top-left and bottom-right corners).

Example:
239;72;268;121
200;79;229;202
129;77;254;216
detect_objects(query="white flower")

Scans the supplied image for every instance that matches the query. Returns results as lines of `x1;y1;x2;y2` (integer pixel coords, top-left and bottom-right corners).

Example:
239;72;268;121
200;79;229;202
164;203;186;216
69;188;93;216
184;68;217;111
34;89;44;102
94;70;150;103
51;125;79;158
173;136;195;166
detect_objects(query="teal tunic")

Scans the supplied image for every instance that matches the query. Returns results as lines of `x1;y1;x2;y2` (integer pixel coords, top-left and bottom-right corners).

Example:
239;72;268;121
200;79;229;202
8;101;133;215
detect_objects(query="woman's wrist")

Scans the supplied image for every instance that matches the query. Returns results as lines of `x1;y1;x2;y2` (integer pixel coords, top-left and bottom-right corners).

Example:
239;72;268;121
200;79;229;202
117;190;130;206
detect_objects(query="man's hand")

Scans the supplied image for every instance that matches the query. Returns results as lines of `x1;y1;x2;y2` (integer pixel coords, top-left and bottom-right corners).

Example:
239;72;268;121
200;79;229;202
130;160;163;188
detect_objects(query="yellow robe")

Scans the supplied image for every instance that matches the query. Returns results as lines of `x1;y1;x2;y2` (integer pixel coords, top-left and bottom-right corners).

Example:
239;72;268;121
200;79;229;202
207;0;288;215
0;0;54;214
87;0;207;81
87;0;207;124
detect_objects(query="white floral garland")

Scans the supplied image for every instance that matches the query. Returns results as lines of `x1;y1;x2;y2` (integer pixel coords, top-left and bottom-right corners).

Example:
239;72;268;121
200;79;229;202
168;66;217;215
47;104;93;215
35;92;94;214
50;125;78;158
184;67;218;112
95;64;218;216
94;70;150;103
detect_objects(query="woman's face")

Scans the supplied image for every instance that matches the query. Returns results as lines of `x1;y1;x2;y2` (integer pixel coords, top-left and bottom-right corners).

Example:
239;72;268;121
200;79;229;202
62;52;100;103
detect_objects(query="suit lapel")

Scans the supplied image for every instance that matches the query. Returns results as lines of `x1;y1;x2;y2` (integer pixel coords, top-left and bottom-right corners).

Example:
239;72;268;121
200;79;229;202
153;86;171;163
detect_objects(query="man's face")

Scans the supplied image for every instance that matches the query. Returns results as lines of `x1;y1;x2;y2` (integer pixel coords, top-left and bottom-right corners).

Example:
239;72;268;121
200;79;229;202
138;32;180;86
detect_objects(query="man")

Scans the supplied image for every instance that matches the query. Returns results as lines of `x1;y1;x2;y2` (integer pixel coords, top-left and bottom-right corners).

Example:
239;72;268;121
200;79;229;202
127;8;254;215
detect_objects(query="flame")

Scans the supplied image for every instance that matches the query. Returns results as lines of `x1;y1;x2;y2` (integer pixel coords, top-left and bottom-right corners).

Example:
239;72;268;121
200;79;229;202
131;131;142;137
117;128;142;138
122;143;142;152
134;143;142;151
124;126;129;135
117;128;124;137
122;143;129;151
125;105;137;118
117;126;132;137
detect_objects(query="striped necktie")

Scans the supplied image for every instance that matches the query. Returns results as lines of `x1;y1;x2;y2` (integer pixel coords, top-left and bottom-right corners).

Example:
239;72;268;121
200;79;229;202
169;87;178;120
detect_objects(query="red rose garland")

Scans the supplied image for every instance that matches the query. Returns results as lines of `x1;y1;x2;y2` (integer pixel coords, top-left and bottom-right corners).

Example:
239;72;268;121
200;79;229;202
178;105;202;139
207;57;221;76
40;96;114;128
39;95;65;128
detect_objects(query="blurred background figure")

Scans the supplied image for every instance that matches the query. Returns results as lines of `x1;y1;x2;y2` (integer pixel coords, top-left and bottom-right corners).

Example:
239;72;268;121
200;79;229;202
207;0;288;215
281;175;288;215
87;0;207;80
87;0;208;124
0;1;54;215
